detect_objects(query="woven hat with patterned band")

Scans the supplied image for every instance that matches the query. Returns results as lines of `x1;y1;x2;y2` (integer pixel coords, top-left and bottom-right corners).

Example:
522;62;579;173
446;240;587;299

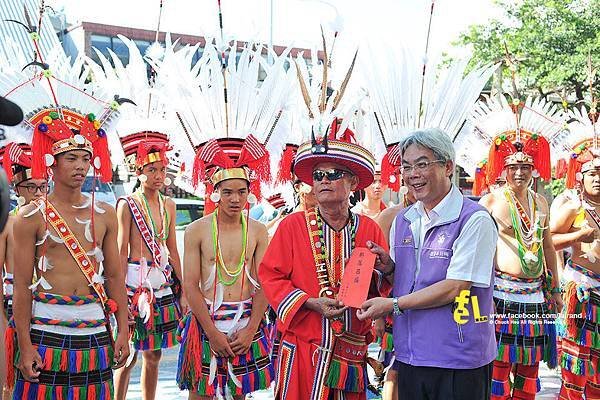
160;39;293;214
361;44;497;193
292;28;377;191
550;106;599;188
293;120;376;190
479;96;564;185
0;142;33;185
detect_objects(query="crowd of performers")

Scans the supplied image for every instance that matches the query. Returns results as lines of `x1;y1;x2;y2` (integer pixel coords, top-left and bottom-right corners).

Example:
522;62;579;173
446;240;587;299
0;6;600;400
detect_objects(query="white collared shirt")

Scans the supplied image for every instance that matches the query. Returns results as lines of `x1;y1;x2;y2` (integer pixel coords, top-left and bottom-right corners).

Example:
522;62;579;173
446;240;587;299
390;185;497;288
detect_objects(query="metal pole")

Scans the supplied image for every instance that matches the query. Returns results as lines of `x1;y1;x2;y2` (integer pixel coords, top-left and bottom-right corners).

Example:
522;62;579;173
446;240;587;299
268;0;273;64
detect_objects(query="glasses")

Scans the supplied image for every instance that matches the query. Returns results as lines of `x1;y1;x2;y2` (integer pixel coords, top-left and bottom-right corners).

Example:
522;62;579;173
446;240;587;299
17;183;49;194
400;160;445;174
312;169;351;182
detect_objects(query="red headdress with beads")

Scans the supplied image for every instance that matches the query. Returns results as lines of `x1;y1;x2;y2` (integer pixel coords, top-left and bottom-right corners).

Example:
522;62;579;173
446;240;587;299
0;142;33;184
484;97;564;184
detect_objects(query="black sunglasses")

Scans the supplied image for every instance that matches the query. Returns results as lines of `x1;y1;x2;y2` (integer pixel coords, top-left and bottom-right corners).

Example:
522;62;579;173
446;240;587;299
312;169;351;182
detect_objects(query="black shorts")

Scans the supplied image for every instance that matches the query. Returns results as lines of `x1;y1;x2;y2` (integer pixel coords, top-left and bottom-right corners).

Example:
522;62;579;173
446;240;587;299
394;360;493;400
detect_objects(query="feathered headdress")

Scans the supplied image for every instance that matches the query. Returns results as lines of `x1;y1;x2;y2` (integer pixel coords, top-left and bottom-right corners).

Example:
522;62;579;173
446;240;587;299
551;106;599;188
473;96;564;184
87;34;197;187
157;39;294;213
361;45;497;189
292;29;376;190
0;31;126;183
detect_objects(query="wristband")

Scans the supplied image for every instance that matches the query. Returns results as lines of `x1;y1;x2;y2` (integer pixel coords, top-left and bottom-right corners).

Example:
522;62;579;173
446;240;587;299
392;297;404;316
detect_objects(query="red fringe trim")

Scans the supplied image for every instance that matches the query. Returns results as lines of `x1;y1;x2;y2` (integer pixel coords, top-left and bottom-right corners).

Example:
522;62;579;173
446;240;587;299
487;139;514;184
524;136;551;181
473;166;488;196
31;129;54;179
276;145;297;185
5;325;15;388
566;157;581;189
92;135;112;183
3;144;13;182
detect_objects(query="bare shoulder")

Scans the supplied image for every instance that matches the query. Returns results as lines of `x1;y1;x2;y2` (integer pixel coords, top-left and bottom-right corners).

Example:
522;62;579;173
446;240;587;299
248;217;268;234
185;213;211;237
96;200;117;219
478;192;496;210
377;205;402;221
16;201;44;226
165;197;176;210
534;192;550;212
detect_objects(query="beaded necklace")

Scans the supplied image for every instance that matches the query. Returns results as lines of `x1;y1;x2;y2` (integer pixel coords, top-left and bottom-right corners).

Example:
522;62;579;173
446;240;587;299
136;189;170;242
504;188;544;277
211;208;248;286
315;207;357;289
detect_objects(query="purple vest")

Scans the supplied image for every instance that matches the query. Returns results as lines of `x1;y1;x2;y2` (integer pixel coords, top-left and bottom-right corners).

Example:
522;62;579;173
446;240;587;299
393;197;496;369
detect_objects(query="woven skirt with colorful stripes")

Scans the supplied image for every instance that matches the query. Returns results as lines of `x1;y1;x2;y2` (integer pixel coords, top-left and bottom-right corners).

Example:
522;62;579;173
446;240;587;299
560;281;600;377
12;328;114;399
176;310;275;398
494;297;557;368
128;291;181;351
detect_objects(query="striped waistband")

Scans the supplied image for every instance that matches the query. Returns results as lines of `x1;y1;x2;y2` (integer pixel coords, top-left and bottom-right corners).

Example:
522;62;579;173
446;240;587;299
567;259;600;282
206;300;253;321
33;292;101;305
494;272;543;294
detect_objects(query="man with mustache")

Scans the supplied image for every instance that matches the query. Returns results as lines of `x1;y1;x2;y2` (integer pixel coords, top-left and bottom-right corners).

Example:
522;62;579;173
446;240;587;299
260;132;391;400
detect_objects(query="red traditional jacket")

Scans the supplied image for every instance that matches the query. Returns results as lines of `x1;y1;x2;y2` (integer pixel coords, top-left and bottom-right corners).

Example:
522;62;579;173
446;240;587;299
259;210;391;400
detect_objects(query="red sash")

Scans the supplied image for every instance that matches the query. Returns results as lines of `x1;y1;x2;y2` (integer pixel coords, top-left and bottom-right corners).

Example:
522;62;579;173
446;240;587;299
45;201;108;304
119;196;163;267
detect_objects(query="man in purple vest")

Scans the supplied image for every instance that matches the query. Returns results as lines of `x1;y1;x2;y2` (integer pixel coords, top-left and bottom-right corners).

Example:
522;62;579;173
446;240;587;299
358;128;498;399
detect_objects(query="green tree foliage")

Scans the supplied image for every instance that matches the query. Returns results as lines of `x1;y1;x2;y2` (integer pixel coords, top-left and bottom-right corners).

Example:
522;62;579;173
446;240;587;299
457;0;600;101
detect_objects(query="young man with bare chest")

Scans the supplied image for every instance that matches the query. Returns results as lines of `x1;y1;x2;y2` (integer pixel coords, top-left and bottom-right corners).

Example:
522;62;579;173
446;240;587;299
550;132;600;399
0;143;46;324
480;146;562;400
11;142;129;398
114;141;184;400
177;167;272;400
0;142;47;399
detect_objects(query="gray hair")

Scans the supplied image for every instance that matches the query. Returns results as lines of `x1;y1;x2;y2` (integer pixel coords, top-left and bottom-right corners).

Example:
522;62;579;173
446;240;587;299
399;128;456;163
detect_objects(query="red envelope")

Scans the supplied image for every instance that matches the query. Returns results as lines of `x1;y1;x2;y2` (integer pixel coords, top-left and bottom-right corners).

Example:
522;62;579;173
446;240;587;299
337;247;376;308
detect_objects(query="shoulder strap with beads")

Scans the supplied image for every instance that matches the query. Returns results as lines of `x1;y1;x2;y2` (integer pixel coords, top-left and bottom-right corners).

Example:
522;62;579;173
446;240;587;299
45;201;108;305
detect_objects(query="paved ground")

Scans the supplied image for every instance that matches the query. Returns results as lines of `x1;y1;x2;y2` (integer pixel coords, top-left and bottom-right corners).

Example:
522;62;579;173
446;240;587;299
125;346;562;399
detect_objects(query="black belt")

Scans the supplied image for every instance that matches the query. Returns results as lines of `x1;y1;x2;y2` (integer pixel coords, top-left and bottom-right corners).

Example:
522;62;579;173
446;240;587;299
30;329;111;350
154;319;178;333
576;318;600;334
17;367;112;386
496;332;548;347
200;354;272;376
154;293;177;308
494;298;550;315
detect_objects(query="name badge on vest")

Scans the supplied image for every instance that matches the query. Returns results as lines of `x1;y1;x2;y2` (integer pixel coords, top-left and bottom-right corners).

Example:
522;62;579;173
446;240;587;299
402;236;412;245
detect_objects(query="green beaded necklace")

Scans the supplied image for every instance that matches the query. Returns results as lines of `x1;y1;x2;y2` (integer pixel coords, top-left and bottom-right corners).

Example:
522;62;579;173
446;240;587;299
137;189;170;242
211;208;248;286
